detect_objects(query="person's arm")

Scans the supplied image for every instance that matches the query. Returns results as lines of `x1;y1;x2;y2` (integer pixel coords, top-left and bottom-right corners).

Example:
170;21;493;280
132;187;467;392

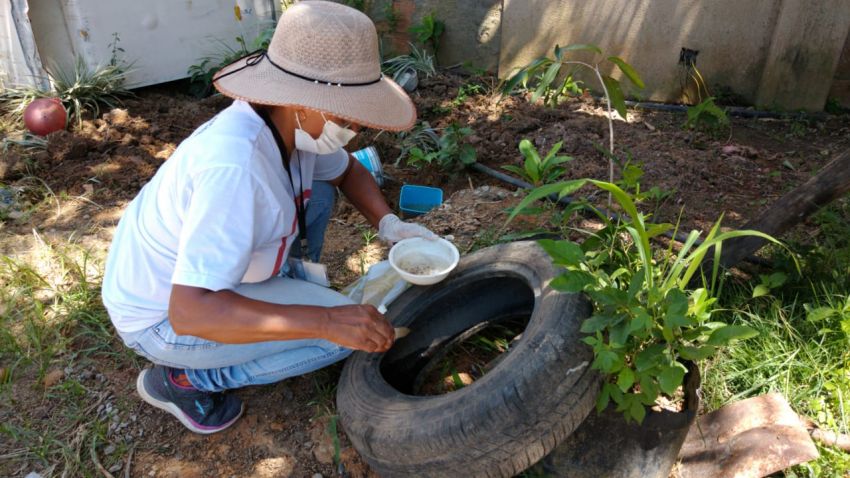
331;156;390;228
168;284;394;352
332;155;437;241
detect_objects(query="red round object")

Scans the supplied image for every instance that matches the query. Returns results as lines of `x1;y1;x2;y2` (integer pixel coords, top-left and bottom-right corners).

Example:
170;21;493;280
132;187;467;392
23;98;67;136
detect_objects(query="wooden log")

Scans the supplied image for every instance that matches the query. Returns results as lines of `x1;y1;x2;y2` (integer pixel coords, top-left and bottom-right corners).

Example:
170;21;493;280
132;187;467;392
719;149;850;268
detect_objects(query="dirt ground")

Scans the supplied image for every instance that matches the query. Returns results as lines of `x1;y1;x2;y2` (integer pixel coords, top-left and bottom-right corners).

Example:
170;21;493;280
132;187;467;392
1;72;848;477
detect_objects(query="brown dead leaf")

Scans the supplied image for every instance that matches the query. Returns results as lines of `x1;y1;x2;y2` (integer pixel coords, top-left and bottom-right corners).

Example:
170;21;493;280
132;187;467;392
42;368;64;388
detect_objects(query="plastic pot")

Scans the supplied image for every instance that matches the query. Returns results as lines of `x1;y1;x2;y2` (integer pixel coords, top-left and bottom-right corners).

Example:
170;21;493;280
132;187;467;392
535;362;700;478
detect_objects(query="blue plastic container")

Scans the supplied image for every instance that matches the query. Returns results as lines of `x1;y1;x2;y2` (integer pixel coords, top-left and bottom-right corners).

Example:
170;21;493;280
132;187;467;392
399;184;443;217
351;146;384;187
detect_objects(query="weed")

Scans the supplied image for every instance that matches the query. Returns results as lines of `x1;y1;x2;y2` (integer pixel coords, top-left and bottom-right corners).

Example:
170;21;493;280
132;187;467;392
409;13;445;59
355;226;379;276
452;83;484;106
307;367;339;415
502;139;573;187
382;43;437;82
684;97;730;136
405;123;476;171
327;414;342;466
395;121;441;165
0;240;130;476
612;152;675;215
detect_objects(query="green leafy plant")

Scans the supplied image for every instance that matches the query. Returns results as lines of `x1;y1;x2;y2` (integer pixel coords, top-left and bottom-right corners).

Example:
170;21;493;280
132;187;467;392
409;13;445;59
382;43;436;82
383;3;400;32
684;96;729;132
825;97;846;115
502;139;573;187
395;120;440;165
452;83;484;106
610;152;675;214
343;0;367;10
502;44;643;188
503;44;642;114
1;56;132;128
406;123;476;171
508;179;787;423
702;279;850;476
187;7;275;97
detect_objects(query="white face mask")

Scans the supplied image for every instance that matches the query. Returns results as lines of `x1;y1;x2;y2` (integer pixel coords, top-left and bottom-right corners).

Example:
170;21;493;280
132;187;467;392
294;112;357;155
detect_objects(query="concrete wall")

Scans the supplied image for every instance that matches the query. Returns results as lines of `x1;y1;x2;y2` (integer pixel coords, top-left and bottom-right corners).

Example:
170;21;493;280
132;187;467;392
755;0;850;110
367;0;501;71
829;31;850;107
497;0;850;111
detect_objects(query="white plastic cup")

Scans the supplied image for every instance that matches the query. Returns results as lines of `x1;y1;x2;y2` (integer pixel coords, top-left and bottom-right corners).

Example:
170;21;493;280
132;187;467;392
352;146;384;187
389;237;460;286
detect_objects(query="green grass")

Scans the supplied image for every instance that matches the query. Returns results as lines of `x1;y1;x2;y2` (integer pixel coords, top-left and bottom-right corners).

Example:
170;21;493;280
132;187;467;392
0;241;135;476
702;274;850;476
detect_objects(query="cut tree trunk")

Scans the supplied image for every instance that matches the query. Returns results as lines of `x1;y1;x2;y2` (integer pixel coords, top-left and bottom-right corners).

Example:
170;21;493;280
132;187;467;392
718;149;850;268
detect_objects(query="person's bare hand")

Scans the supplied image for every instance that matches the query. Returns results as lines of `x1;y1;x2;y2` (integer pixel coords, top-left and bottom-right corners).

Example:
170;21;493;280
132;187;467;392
322;304;394;352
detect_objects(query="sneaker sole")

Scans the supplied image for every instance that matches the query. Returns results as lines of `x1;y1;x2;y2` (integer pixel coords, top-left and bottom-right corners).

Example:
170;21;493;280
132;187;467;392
136;369;244;434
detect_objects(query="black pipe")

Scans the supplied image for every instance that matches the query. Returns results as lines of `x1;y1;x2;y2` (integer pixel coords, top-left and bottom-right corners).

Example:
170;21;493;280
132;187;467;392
470;162;771;267
623;99;826;120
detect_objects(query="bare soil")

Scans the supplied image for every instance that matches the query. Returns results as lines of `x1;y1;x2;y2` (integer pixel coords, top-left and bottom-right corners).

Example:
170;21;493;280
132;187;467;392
1;73;848;477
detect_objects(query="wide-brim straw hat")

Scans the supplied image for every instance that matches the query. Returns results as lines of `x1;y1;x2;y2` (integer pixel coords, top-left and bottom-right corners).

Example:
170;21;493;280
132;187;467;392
213;0;416;131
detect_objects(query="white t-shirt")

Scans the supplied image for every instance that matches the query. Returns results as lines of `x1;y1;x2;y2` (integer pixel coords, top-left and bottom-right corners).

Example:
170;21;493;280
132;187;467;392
102;100;349;333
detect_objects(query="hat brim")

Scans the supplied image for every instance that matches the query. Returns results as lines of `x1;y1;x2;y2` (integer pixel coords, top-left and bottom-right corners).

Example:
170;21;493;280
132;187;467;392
213;56;416;132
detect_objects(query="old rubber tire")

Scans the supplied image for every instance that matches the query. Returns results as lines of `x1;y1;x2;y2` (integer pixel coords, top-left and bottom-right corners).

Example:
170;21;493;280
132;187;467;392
336;241;599;478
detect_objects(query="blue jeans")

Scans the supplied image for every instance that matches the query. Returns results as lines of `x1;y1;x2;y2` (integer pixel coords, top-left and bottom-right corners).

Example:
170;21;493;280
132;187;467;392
120;181;350;392
289;180;336;262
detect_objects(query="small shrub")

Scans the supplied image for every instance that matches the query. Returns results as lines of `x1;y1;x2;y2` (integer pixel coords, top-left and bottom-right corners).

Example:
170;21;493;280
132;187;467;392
409;13;445;59
382;43;436;82
502;139;573;187
509;179;785;423
395;121;440;165
452;83;484;106
684;96;729;133
1;56;132;128
405;123;475;171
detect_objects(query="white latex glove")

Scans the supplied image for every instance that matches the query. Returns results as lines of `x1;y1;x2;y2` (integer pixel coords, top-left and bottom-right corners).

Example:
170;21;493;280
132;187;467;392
378;213;438;244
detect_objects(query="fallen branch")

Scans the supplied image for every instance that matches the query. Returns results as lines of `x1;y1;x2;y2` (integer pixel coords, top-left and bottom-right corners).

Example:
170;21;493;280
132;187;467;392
718;149;850;268
124;446;135;478
90;436;116;478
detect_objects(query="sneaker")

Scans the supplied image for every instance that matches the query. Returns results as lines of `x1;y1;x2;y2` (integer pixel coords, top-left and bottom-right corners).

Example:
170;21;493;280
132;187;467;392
136;365;244;434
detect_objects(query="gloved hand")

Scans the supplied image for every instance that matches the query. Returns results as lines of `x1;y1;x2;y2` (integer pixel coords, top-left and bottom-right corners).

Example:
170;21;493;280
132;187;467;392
378;213;438;244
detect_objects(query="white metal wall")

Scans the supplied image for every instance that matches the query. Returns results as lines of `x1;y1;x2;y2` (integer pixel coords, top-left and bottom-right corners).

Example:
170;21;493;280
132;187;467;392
0;0;48;89
17;0;279;89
